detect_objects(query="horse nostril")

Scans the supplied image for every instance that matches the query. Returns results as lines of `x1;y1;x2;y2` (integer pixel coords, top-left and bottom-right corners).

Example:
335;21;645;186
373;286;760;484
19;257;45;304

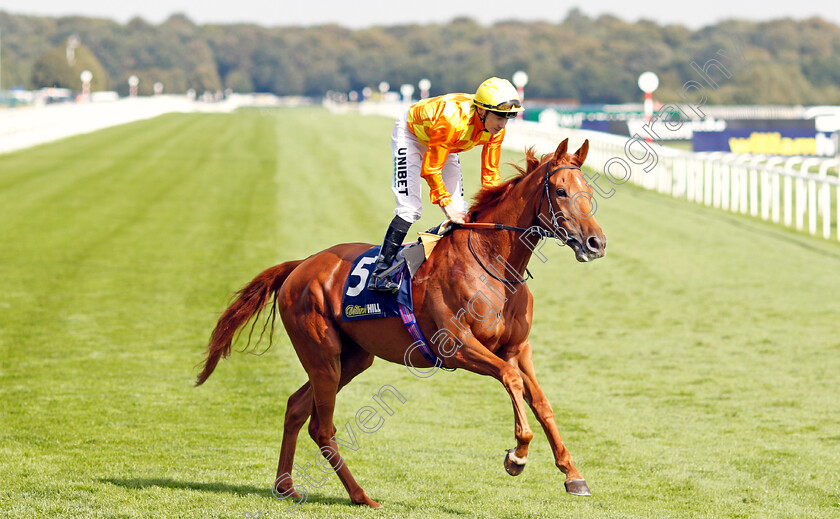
586;236;602;252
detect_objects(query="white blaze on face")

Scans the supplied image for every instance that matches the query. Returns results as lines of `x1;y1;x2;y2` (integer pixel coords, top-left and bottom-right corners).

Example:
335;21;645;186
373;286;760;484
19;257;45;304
565;170;596;220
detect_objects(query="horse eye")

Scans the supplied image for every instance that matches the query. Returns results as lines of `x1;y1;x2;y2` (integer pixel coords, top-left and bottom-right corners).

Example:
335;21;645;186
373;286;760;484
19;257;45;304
556;188;568;197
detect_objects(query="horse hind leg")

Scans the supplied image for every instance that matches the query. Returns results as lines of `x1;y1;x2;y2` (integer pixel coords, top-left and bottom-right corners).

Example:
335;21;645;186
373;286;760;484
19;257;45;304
274;382;313;500
306;340;380;508
306;339;374;447
275;322;379;508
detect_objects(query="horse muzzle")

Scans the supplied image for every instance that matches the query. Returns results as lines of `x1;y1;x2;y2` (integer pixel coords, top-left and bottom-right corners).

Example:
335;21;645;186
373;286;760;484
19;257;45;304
567;233;606;262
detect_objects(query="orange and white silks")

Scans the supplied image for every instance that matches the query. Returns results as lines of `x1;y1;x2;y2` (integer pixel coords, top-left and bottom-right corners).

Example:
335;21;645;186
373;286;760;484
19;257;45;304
406;94;504;207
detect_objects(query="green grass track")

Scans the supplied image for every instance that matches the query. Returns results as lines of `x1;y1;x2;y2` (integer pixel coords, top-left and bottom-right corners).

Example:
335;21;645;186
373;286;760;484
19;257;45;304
1;107;839;518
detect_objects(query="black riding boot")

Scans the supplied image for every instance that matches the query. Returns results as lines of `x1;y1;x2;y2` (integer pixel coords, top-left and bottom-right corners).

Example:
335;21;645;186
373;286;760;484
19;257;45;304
367;215;411;292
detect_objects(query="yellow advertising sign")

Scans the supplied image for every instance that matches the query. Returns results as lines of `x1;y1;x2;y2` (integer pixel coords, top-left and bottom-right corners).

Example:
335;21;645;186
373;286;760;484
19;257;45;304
729;132;817;155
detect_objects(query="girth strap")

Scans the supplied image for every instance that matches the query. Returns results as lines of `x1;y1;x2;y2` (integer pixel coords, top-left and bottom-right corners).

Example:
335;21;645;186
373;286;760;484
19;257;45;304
398;300;454;371
395;265;454;371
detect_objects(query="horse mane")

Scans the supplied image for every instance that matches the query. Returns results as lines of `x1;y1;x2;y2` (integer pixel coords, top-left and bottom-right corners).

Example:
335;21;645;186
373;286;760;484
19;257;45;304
468;147;546;219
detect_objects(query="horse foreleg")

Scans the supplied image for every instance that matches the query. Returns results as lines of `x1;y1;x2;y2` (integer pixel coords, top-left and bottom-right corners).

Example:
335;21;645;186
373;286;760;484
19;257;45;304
447;341;535;478
512;341;590;496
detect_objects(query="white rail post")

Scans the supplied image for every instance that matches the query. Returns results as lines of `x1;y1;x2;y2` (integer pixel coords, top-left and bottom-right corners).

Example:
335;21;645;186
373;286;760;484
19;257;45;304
749;155;766;217
716;156;726;210
661;155;672;195
702;153;719;207
720;153;739;212
783;157;803;228
712;154;722;208
697;155;707;204
686;156;697;203
734;154;751;214
818;159;840;239
673;155;687;199
765;157;786;224
800;158;822;235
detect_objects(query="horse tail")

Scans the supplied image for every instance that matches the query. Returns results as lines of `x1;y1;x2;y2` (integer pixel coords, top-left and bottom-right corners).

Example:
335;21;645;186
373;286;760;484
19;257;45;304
195;260;304;386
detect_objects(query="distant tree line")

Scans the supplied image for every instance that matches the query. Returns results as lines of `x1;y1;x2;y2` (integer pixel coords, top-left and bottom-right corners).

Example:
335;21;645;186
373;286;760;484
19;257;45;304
1;9;839;104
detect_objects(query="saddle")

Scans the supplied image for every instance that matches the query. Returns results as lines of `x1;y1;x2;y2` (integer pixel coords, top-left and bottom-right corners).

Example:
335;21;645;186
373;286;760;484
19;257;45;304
374;221;453;285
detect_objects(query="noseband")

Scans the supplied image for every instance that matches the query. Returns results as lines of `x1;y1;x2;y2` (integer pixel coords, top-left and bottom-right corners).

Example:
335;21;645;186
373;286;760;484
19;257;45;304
460;164;581;284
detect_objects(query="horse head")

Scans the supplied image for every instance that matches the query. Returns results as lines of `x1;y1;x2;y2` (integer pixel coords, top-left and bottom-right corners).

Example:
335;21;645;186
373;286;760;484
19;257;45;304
539;138;607;262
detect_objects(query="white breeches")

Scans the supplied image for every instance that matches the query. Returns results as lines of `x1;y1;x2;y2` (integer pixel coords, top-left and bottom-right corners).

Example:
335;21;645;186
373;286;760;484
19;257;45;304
391;110;467;223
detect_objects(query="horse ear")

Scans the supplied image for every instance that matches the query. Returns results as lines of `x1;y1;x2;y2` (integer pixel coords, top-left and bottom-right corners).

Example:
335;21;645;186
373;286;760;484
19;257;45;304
573;139;589;165
553;138;569;160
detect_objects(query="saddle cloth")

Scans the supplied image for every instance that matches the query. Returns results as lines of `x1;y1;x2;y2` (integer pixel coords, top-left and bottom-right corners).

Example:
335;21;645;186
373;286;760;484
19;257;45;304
340;245;413;321
339;226;454;369
339;222;451;322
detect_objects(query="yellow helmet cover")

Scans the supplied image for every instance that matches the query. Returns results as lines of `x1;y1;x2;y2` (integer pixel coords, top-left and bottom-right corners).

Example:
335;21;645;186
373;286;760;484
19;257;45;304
473;77;524;113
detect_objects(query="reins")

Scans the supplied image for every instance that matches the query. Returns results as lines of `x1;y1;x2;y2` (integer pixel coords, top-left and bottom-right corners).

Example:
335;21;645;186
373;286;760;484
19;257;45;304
456;221;558;237
454;165;581;285
465;228;532;284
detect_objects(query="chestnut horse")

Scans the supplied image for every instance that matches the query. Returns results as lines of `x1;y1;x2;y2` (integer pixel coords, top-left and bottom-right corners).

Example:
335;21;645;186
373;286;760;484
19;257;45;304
196;138;606;508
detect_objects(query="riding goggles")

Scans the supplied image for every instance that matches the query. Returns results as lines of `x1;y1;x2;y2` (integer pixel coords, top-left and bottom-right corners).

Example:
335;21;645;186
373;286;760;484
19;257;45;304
474;99;523;112
490;109;520;119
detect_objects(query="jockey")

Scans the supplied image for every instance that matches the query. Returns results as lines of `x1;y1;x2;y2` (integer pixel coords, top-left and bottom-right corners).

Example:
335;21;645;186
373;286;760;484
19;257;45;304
368;77;524;292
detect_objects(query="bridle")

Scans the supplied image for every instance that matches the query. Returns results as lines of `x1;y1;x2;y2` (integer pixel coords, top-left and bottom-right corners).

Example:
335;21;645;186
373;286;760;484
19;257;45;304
458;164;581;285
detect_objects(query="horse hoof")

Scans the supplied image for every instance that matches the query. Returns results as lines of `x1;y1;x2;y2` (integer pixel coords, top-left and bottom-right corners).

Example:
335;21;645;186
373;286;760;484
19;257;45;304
503;449;526;476
273;486;301;500
351;491;382;508
564;479;591;496
353;496;382;508
352;499;382;509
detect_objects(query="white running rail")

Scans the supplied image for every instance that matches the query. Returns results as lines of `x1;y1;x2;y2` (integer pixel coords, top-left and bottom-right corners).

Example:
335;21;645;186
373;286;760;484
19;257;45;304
344;100;840;241
505;120;840;242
